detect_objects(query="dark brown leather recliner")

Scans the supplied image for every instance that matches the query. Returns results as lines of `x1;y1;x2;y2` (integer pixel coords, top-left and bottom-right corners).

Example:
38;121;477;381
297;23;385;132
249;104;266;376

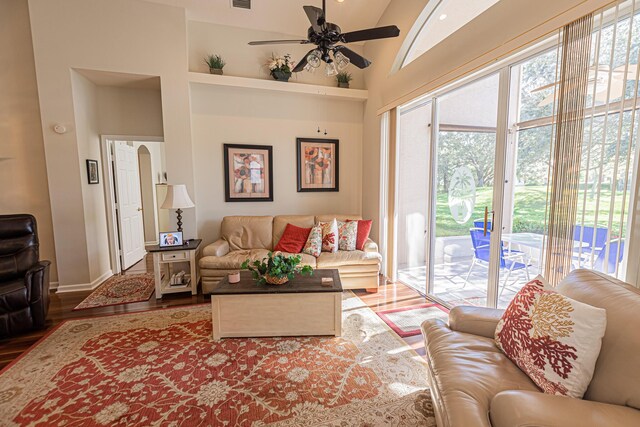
0;214;51;337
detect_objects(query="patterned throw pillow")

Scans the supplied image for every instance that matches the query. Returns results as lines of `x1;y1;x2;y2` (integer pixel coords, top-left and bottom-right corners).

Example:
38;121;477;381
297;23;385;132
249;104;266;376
302;224;322;257
318;219;339;253
337;221;358;251
495;276;607;398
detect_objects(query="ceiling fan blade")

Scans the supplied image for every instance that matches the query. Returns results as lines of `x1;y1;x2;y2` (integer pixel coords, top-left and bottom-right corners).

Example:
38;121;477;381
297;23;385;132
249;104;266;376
292;49;316;73
334;45;371;69
341;25;400;43
303;5;324;33
248;39;309;46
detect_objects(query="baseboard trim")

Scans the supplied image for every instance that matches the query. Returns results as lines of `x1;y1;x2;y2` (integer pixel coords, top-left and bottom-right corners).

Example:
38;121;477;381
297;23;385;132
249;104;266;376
145;240;159;246
55;270;113;293
50;281;59;290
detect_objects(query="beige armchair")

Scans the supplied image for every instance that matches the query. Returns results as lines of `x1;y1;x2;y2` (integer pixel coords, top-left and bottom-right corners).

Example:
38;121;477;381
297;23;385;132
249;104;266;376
421;269;640;427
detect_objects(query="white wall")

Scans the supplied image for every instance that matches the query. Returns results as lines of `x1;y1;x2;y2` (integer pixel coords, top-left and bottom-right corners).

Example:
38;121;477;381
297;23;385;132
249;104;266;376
188;21;367;90
0;0;58;282
28;0;194;289
190;84;364;245
97;86;164;137
71;72;111;284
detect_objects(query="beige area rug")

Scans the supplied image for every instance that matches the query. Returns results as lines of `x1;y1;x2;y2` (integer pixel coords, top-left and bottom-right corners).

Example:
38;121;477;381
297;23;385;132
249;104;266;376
0;293;435;426
73;273;155;310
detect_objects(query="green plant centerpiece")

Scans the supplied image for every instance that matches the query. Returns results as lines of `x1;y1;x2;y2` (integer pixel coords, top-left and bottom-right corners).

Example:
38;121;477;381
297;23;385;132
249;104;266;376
204;54;226;75
241;251;313;285
336;71;353;88
267;53;296;82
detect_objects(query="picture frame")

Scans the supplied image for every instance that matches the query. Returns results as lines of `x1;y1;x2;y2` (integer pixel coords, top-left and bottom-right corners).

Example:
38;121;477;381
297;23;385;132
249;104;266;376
223;144;274;202
86;159;99;184
296;138;339;192
159;231;184;247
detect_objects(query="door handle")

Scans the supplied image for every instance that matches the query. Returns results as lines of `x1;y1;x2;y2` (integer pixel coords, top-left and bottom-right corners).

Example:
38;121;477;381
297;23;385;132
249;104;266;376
137;207;143;211
483;207;495;236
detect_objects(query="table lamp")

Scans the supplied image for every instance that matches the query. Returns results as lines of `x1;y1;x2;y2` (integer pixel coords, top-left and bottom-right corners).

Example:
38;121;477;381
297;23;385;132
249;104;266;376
161;184;195;232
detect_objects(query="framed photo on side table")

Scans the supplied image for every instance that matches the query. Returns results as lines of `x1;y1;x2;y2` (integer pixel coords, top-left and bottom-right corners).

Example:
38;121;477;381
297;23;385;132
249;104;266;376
223;144;273;202
159;231;184;247
86;159;99;184
296;138;339;192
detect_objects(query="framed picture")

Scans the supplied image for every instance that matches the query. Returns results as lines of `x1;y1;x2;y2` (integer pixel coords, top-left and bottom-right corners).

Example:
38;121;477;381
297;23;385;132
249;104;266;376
296;138;339;192
159;231;183;247
223;144;273;202
86;159;99;184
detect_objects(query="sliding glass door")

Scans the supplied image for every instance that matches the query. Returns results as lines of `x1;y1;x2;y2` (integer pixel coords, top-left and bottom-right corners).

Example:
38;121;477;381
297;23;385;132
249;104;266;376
430;73;501;307
392;0;640;307
396;101;432;291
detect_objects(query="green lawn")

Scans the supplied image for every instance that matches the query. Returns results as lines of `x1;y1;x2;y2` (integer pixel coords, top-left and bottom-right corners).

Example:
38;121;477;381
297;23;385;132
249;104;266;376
435;185;629;238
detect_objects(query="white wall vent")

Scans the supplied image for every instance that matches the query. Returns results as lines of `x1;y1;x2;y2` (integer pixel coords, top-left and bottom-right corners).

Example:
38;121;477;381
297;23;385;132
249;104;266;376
231;0;251;10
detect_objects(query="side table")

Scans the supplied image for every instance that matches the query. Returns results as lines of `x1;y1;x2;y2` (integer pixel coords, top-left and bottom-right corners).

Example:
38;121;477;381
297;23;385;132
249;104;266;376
147;239;202;299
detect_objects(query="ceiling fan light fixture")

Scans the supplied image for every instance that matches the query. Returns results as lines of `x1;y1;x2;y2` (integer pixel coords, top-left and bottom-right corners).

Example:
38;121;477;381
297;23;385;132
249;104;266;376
334;50;350;70
325;60;338;76
307;49;322;68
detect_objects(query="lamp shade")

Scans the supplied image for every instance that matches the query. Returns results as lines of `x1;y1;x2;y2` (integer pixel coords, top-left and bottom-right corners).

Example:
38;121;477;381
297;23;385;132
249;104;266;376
161;184;195;209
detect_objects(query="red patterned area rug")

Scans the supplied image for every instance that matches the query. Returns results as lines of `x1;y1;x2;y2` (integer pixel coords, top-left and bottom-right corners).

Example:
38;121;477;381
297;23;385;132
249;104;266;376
73;274;155;311
376;303;450;337
0;293;435;426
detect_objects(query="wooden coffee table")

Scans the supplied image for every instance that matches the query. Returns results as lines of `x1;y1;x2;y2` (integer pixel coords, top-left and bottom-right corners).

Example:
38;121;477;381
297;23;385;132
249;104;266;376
210;269;343;340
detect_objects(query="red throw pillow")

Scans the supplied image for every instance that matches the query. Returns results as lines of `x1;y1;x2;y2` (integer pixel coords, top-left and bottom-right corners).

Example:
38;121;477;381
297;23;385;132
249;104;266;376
274;224;312;253
348;219;372;250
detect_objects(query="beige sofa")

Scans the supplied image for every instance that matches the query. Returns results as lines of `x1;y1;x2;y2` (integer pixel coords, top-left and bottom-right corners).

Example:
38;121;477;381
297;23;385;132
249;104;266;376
199;215;381;294
421;269;640;427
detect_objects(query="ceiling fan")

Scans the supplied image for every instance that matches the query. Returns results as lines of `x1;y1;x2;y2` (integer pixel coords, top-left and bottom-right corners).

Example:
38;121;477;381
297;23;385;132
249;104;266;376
248;0;400;76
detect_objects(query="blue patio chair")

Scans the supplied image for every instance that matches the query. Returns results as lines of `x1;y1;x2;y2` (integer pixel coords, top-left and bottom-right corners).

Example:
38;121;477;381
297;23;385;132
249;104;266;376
593;239;624;275
573;225;608;255
473;219;492;230
464;228;530;296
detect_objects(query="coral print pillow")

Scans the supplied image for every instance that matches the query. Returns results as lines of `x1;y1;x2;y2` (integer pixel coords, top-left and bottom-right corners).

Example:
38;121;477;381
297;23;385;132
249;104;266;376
302;224;323;257
495;276;607;398
319;219;339;253
337;220;358;251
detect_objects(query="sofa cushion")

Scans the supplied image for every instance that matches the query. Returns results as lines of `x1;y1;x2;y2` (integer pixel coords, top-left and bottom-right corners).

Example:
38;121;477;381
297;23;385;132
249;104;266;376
558;269;640;409
422;319;539;427
495;278;606;398
316;250;381;268
274;224;311;253
220;216;273;251
319;219;339;253
200;250;317;270
200;249;270;270
272;215;315;248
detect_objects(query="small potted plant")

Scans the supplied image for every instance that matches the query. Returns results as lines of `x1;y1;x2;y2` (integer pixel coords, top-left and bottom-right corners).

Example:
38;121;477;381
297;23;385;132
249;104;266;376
204;54;226;75
267;53;296;82
241;251;313;285
336;71;353;88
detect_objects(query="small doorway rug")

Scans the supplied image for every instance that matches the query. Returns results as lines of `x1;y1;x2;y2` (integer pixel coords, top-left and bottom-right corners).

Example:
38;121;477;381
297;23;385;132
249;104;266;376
376;303;449;337
73;273;155;310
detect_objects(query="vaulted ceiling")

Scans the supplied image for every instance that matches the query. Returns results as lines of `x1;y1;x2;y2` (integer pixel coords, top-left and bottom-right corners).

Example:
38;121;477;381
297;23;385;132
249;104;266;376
142;0;392;37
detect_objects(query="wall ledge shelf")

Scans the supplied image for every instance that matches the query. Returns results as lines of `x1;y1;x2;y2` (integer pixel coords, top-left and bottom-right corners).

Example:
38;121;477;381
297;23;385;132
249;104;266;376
188;72;368;102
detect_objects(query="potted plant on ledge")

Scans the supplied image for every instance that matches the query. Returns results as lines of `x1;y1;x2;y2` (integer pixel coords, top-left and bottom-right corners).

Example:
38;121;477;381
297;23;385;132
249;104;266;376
336;71;353;88
267;53;296;82
241;251;313;285
204;54;226;75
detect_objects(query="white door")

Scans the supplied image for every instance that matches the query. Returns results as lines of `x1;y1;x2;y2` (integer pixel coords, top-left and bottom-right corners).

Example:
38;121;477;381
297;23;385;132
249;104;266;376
113;141;146;269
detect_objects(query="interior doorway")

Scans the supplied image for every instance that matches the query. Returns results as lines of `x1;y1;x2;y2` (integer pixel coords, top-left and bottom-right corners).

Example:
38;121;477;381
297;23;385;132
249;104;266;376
101;136;166;274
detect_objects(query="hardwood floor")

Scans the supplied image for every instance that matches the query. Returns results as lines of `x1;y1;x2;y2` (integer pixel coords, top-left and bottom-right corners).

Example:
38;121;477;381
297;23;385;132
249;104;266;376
0;258;434;369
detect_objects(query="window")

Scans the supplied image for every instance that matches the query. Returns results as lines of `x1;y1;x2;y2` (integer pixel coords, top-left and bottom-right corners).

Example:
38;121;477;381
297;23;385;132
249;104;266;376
401;0;500;68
